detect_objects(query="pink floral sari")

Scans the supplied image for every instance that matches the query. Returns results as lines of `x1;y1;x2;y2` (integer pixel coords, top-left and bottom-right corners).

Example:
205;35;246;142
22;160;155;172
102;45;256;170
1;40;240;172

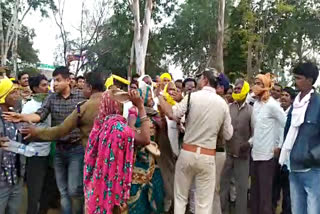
84;92;135;214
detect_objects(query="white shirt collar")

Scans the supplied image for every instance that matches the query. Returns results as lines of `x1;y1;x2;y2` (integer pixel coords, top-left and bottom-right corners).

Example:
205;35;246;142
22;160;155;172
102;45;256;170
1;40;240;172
202;86;216;93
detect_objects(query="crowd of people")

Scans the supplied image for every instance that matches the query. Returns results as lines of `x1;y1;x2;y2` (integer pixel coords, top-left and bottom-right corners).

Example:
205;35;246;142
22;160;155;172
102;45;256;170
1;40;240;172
0;62;319;214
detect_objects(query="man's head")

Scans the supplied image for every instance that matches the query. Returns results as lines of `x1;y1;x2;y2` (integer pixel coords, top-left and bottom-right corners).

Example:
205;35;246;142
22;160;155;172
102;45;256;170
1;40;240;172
29;75;49;94
132;74;140;82
271;83;282;100
18;72;29;87
197;70;217;90
69;73;76;88
160;73;172;84
52;66;71;94
225;86;234;104
280;87;296;110
82;72;106;99
252;73;272;102
232;79;250;102
155;75;161;83
216;73;230;96
175;79;183;92
130;80;138;90
76;76;85;89
293;62;319;92
142;75;152;86
183;78;197;94
0;79;20;108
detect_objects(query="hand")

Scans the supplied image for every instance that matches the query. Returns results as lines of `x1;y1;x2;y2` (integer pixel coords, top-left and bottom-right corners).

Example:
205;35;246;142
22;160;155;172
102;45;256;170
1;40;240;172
0;137;9;148
171;91;183;102
20;125;37;140
154;85;162;97
129;89;143;108
274;148;281;158
2;112;22;123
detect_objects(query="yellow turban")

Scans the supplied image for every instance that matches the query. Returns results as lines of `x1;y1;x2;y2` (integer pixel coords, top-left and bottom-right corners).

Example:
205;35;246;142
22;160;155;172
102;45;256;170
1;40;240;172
0;79;16;104
232;81;250;101
160;73;172;82
105;75;130;89
163;82;176;106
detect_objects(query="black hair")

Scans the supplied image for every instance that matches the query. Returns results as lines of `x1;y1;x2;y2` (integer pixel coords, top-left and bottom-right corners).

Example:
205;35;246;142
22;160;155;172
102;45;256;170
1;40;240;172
283;87;297;101
84;72;106;92
12;80;19;84
183;78;197;88
130;80;139;87
52;66;70;79
76;76;85;82
17;71;29;80
175;79;183;84
292;62;319;85
29;74;48;93
273;83;283;90
202;70;217;88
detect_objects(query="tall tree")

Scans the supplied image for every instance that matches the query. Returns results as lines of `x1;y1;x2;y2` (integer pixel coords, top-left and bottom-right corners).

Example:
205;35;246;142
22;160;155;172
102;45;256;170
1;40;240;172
0;0;55;76
216;0;225;73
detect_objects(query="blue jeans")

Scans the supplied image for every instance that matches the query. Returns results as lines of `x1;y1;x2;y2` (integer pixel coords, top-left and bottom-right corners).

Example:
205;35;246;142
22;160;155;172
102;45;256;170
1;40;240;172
289;169;320;214
54;145;84;214
0;180;23;214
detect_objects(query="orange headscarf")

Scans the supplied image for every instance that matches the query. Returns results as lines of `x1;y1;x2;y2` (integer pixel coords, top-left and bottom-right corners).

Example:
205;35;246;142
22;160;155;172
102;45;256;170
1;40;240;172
252;73;273;102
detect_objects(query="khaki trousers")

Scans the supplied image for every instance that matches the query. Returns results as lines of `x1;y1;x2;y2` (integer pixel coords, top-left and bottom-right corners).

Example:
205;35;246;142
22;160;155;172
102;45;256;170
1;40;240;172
174;149;216;214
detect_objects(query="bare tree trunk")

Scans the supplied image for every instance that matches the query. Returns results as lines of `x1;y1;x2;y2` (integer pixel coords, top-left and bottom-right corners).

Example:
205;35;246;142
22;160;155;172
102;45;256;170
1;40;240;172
247;40;253;80
12;1;19;77
128;38;135;83
297;33;303;63
132;0;154;76
0;1;5;66
216;0;225;73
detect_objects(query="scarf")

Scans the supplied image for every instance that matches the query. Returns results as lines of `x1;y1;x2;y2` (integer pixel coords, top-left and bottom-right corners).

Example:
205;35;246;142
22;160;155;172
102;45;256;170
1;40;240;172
232;81;250;101
84;91;135;214
251;73;272;103
0;79;16;104
160;73;172;82
163;82;176;106
279;89;314;166
32;93;48;103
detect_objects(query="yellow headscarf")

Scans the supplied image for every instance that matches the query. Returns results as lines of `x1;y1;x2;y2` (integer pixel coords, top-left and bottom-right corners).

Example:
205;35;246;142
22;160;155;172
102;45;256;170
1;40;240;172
0;79;16;104
163;82;176;106
105;75;130;89
232;81;250;101
160;73;172;82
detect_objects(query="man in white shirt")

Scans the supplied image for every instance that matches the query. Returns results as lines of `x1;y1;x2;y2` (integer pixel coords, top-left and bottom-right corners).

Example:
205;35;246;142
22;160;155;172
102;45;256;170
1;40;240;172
158;69;233;214
250;73;286;214
21;75;52;214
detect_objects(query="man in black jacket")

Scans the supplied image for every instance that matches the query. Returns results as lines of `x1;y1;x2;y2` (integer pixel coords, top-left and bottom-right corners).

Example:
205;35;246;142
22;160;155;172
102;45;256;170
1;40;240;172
279;62;320;214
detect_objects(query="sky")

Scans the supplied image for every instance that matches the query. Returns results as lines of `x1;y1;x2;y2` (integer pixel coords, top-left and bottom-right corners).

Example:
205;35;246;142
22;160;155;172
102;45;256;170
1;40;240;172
23;0;184;80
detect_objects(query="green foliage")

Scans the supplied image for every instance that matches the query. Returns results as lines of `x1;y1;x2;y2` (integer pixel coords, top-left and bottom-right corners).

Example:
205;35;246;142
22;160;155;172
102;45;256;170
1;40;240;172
19;67;40;77
161;0;218;75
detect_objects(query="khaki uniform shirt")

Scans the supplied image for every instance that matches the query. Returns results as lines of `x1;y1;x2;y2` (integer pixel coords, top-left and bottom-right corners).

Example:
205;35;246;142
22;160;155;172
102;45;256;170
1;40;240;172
35;92;103;147
172;86;233;150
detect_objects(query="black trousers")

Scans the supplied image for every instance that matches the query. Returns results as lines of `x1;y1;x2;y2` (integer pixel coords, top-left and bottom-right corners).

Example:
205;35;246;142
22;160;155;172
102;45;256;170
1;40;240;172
26;156;49;214
250;159;275;214
272;162;291;214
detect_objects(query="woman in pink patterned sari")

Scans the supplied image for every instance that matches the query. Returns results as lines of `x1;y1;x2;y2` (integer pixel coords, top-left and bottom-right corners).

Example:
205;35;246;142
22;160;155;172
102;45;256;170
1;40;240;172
84;89;150;214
